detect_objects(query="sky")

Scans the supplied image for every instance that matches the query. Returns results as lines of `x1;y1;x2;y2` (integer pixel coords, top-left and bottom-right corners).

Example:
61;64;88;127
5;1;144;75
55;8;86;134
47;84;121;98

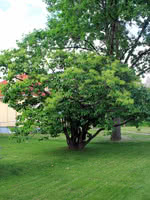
0;0;47;51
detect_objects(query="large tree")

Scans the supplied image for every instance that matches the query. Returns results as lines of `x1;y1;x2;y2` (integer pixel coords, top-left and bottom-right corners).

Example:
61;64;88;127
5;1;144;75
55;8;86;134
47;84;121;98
1;50;150;149
8;0;149;140
42;0;150;140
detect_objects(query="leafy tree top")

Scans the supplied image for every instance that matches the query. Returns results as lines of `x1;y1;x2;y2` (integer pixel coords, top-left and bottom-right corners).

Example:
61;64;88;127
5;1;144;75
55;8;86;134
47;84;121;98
15;0;150;75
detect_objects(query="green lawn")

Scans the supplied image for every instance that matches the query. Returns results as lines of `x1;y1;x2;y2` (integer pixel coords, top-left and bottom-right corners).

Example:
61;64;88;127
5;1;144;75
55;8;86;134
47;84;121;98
1;127;150;200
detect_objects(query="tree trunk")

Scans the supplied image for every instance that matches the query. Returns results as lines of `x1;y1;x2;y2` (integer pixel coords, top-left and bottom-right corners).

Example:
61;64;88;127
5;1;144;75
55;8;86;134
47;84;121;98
64;127;87;150
68;142;85;150
111;118;121;141
66;136;86;150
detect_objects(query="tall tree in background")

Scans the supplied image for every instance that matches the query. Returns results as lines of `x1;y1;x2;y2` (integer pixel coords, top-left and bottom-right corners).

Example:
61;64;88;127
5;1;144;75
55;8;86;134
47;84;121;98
39;0;150;140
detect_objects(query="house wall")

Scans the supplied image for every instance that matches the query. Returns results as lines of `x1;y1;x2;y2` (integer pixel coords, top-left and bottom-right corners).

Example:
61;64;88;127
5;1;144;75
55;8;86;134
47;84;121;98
0;98;17;128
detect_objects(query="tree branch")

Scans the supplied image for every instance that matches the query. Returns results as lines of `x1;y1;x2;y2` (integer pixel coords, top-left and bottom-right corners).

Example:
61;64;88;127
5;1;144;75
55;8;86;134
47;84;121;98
124;17;150;64
131;48;150;69
114;117;135;127
137;67;150;76
84;39;99;54
63;126;70;142
85;128;104;144
51;46;93;52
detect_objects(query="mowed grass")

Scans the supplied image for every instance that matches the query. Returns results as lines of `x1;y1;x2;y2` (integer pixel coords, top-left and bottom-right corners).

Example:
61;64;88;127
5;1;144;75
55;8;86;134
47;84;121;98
1;127;150;200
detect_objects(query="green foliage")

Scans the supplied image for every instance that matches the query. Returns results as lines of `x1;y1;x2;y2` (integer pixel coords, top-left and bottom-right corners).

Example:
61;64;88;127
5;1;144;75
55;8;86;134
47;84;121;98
9;127;30;143
1;47;150;148
9;134;29;143
42;0;150;75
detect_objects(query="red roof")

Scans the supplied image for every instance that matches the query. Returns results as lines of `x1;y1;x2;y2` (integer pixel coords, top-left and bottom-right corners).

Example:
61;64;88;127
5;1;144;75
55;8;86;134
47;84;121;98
0;75;49;97
16;74;28;80
0;80;7;97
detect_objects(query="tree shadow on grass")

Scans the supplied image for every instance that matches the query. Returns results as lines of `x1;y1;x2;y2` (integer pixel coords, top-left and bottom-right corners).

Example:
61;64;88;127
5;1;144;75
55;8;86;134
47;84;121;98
41;139;150;162
0;163;24;180
1;139;150;180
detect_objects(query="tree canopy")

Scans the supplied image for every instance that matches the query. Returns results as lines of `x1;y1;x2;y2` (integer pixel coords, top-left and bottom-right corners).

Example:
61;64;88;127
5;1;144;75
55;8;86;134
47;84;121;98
30;0;150;74
0;50;150;149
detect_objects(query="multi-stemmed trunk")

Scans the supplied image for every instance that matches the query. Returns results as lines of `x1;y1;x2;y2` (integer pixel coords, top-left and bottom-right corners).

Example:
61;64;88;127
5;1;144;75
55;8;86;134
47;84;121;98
67;139;86;150
63;127;104;150
65;133;86;150
63;127;87;150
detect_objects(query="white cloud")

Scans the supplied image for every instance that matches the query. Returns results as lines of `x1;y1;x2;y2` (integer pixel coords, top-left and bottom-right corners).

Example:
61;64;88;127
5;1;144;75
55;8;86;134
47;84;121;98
0;0;47;50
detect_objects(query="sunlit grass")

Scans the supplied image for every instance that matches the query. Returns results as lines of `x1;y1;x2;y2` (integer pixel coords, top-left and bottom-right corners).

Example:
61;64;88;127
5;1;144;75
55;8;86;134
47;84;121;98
0;127;150;200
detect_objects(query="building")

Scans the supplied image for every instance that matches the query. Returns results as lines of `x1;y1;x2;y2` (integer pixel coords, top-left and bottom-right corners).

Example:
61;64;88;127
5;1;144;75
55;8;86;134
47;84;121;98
0;80;17;133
